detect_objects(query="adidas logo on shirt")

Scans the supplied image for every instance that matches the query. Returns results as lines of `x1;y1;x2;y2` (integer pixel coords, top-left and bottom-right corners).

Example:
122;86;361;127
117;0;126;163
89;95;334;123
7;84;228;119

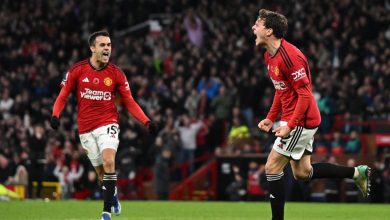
82;77;89;83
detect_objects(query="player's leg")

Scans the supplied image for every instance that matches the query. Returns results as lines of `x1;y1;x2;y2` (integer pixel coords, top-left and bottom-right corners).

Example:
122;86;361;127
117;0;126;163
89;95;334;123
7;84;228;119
92;165;116;204
268;124;313;220
96;124;121;218
93;163;123;213
101;148;117;216
289;153;312;181
291;154;371;197
93;165;105;183
265;149;290;220
289;128;371;197
94;164;123;211
288;127;340;180
79;132;104;179
79;132;112;219
289;127;354;181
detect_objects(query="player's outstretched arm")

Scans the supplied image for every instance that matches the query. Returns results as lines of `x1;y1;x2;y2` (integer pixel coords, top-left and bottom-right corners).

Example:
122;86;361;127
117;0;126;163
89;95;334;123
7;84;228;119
51;87;71;129
51;69;76;130
116;70;153;127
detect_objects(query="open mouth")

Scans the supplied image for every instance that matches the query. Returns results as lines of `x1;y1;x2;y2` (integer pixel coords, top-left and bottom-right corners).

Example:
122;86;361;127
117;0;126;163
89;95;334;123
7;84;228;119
253;31;258;41
102;51;110;59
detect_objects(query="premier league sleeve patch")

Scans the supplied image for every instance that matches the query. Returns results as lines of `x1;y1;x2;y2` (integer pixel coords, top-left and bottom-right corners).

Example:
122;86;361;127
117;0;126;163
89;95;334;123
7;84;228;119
61;72;69;86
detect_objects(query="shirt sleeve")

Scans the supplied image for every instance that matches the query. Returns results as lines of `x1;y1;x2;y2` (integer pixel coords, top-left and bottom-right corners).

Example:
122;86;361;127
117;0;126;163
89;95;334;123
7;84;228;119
266;91;281;122
116;71;150;125
52;70;76;117
287;84;312;129
283;53;312;128
285;55;310;90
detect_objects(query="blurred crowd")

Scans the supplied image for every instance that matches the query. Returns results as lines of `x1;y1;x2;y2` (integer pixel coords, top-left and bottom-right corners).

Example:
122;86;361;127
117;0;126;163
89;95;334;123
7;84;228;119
0;0;389;201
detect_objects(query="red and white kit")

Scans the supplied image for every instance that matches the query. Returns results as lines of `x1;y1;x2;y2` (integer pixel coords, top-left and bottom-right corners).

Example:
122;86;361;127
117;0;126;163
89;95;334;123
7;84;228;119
53;59;150;165
53;59;149;133
264;39;321;159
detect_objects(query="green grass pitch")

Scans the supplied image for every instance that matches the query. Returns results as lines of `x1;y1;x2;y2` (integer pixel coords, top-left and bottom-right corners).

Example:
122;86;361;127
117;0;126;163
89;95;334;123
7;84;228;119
0;201;388;220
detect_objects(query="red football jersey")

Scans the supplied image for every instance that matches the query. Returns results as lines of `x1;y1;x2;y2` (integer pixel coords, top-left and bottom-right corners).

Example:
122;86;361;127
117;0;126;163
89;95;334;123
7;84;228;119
52;59;150;133
264;39;321;129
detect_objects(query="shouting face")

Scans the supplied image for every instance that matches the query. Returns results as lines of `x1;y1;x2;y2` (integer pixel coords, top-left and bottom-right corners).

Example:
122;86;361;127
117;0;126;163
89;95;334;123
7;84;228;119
90;36;111;66
252;18;272;46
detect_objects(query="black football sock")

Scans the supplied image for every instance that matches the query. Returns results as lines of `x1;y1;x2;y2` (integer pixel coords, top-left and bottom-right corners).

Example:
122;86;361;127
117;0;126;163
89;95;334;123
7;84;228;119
102;173;117;213
267;172;285;220
309;163;354;180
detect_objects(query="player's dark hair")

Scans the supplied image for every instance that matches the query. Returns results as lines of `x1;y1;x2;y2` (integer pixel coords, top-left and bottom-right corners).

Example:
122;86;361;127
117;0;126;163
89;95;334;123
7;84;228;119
258;9;288;39
88;31;110;46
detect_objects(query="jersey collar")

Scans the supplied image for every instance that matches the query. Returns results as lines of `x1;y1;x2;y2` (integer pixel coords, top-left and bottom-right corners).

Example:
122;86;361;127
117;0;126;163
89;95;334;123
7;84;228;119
88;58;109;71
268;38;284;59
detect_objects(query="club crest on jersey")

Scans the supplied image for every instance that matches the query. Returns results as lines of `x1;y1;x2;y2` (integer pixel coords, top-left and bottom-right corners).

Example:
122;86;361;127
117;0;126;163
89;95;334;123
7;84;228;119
274;66;280;76
269;66;280;77
104;77;113;86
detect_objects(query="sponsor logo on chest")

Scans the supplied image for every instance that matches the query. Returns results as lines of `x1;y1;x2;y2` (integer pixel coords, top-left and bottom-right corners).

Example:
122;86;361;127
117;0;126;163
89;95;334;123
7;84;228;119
271;79;288;90
80;88;111;100
268;65;288;90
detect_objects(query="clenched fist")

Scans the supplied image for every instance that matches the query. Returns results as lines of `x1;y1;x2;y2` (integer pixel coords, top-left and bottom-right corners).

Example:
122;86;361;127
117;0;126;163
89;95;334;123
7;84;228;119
258;118;273;132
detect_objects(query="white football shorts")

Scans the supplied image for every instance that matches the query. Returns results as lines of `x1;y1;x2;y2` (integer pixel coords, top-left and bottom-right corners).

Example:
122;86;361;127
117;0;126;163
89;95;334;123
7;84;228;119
272;121;318;160
79;123;120;166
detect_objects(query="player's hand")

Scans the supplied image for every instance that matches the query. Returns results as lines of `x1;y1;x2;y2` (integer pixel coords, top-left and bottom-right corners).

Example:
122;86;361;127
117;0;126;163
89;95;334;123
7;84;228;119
258;119;273;132
146;121;158;135
273;125;291;138
50;116;60;130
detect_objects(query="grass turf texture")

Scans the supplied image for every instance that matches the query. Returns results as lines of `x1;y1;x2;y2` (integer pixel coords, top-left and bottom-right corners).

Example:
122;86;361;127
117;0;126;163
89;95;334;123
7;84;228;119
0;201;388;220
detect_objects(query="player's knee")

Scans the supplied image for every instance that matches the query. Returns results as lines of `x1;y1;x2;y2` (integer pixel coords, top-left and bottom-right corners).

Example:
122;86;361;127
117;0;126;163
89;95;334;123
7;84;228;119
292;172;305;180
292;169;311;181
102;158;115;171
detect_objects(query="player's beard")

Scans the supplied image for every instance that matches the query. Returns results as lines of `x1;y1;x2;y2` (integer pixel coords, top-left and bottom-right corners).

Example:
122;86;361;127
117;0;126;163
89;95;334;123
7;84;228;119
92;53;109;69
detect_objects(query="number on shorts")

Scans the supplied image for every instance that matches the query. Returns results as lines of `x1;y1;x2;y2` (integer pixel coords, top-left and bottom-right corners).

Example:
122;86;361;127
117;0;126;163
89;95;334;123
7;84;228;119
107;125;118;135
